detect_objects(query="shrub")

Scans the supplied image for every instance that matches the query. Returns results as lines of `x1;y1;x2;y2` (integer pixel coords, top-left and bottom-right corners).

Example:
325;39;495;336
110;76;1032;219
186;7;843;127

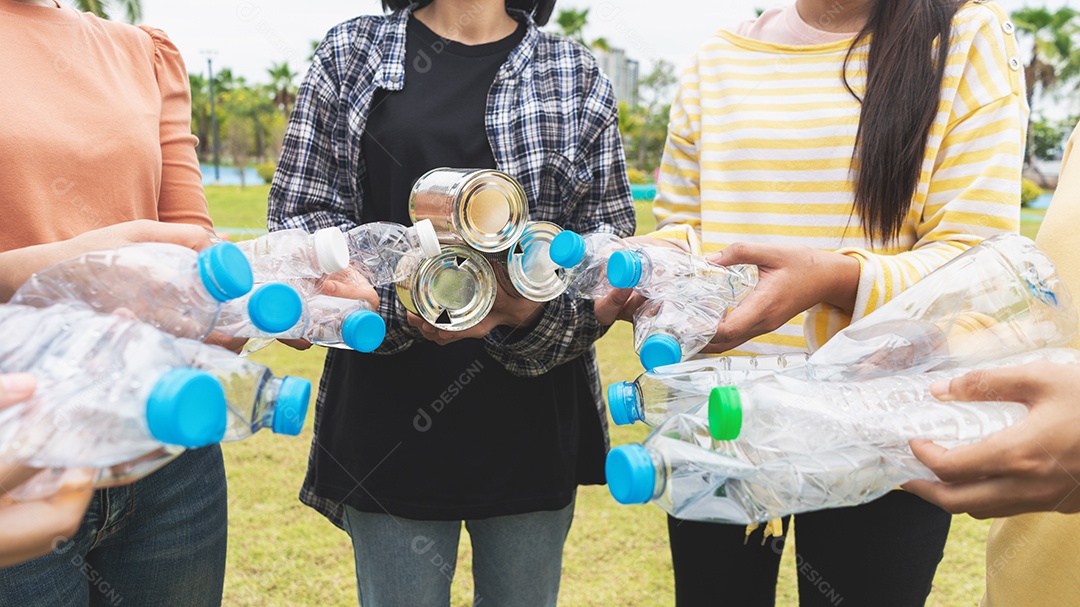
1020;178;1044;208
626;168;650;185
256;162;277;184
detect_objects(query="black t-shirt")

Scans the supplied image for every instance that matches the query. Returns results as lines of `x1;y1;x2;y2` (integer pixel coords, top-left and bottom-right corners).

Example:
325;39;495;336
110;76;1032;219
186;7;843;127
310;16;606;521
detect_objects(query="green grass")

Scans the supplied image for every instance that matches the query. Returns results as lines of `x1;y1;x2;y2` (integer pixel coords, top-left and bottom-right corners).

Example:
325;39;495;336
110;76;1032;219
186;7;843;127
213;186;1015;606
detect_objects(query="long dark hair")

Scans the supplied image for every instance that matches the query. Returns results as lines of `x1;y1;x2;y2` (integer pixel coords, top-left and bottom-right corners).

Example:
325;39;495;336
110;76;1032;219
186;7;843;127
844;0;965;242
381;0;556;26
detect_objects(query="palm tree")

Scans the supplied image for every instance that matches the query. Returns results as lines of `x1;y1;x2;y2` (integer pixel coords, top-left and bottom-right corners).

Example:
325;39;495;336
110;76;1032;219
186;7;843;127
1011;7;1080;176
267;61;299;119
72;0;142;22
555;8;589;44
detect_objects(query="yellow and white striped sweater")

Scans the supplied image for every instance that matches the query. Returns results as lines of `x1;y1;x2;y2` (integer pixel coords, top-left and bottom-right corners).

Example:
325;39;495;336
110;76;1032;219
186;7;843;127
652;1;1027;356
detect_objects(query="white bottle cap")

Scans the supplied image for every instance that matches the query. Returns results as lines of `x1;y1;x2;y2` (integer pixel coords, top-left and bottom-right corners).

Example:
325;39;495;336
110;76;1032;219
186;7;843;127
313;227;350;274
414;219;442;258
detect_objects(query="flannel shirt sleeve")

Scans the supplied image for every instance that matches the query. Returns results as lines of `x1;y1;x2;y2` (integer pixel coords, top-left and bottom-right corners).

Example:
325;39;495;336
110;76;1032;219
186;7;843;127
482;70;636;377
267;37;355;234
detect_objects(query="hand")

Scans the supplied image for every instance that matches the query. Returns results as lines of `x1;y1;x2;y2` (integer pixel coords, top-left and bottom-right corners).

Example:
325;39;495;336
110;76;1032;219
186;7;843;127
903;362;1080;518
408;279;543;346
701;243;860;354
319;267;380;311
0;373;94;568
64;219;215;254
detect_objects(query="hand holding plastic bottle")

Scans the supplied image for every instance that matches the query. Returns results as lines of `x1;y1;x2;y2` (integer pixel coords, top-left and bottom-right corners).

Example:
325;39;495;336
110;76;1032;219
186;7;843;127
700;242;860;353
0;373;93;568
904;361;1080;518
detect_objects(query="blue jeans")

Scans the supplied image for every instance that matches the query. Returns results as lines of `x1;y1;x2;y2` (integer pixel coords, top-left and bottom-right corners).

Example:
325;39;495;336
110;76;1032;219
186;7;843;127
344;497;576;607
0;446;228;607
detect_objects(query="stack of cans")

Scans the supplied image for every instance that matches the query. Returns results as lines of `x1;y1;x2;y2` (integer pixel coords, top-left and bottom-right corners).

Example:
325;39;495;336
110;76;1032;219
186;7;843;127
399;168;574;331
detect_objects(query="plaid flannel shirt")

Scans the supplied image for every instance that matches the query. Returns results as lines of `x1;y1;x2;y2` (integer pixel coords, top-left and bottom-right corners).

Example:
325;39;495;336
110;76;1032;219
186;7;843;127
267;7;635;527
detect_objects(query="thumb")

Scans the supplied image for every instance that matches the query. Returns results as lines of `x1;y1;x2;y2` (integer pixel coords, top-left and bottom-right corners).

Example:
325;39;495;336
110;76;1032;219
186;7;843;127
931;363;1047;406
593;288;634;326
0;374;36;408
708;242;778;268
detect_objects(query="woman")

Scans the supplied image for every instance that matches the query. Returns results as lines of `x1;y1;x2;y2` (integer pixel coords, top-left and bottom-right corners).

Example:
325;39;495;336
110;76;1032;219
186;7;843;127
0;1;228;604
609;0;1026;604
268;0;635;604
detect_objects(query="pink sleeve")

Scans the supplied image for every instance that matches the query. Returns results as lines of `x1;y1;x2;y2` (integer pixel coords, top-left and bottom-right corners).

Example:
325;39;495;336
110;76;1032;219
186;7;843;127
139;26;214;230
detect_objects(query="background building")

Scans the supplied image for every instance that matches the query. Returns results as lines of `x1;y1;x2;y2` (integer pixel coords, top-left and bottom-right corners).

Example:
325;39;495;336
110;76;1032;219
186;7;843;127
594;47;640;105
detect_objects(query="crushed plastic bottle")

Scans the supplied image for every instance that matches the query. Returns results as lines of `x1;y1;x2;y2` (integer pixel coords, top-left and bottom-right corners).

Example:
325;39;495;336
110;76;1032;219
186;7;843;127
176;339;311;439
607;353;810;426
606;245;758;301
346;219;441;286
1;447;181;505
632;295;732;371
0;303;228;469
12;242;253;341
234;227;350;281
808;234;1078;380
547;230;632;299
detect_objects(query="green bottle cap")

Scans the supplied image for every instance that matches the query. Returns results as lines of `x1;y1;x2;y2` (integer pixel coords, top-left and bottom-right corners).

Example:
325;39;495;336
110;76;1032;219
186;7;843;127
708;386;743;441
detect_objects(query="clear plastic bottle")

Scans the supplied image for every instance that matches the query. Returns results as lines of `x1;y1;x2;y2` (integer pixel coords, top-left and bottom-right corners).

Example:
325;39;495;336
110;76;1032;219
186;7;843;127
606;246;758;302
215;282;306;338
2;447;181;505
302;294;386;352
12;242;254;341
175;339;311;439
808;234;1079;380
0;303;228;469
547;230;631;299
606;426;937;523
632;295;730;371
607;353;811;426
235;227;351;281
346;219;441;286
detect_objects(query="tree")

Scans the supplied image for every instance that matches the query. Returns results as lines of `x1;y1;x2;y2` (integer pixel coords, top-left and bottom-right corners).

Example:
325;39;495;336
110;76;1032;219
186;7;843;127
1010;7;1080;180
555;8;589;44
267;61;299;119
72;0;141;22
621;60;677;172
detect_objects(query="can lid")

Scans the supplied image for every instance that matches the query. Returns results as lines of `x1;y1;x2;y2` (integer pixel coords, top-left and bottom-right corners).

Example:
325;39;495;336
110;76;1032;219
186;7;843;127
272;376;312;436
606;444;656;505
198;242;254;302
607;250;643;289
247;283;304;334
607;382;641;426
639;334;682;371
313;228;350;274
549;231;586;268
414;219;442;258
146;368;227;448
709;386;744;441
341;309;386;352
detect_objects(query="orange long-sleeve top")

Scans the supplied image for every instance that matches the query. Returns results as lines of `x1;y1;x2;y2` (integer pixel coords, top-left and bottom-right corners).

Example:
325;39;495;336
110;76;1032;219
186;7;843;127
0;0;212;252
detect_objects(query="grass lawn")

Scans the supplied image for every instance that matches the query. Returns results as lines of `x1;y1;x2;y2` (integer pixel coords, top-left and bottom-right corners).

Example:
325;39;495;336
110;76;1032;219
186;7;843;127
211;185;1013;606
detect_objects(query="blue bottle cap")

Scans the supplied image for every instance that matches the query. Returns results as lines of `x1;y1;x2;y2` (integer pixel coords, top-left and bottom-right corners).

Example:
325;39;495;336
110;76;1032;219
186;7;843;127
198;242;254;302
146;368;227;448
639;334;683;371
341;309;386;353
548;231;586;268
606;444;657;505
272;376;312;436
607;250;643;289
247;283;303;334
607;382;642;426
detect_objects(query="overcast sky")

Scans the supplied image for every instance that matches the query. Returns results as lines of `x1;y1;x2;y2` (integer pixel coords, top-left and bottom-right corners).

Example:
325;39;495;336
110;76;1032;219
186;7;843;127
86;0;1067;82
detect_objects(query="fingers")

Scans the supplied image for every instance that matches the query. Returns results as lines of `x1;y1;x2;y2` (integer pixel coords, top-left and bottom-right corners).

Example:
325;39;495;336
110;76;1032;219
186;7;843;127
593;288;635;326
930;363;1047;405
0;465;41;497
278;339;313;351
901;477;1024;518
0;374;36;408
908;436;1017;484
125;220;215;251
321;278;381;310
704;291;774;353
0;486;94;568
708;241;784;267
203;332;249;354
